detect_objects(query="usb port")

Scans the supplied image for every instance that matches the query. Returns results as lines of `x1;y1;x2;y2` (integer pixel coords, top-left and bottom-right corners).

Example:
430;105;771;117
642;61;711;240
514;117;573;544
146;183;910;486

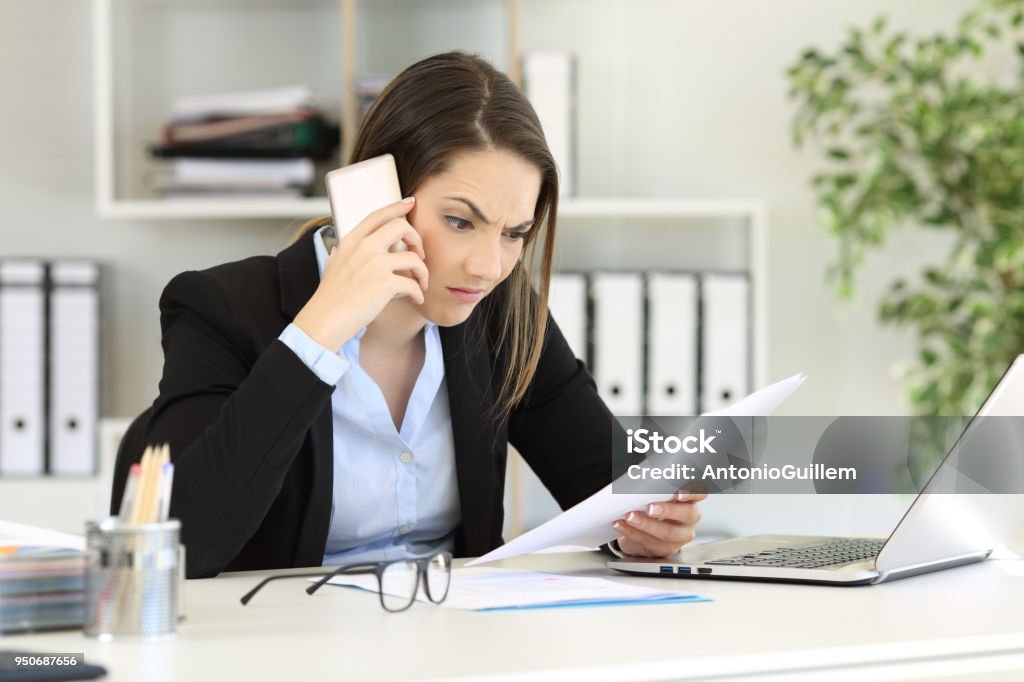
697;567;712;575
659;566;674;574
677;567;691;574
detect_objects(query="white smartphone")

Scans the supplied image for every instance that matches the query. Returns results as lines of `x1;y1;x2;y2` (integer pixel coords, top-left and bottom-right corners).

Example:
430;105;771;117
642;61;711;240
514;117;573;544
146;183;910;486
325;153;407;251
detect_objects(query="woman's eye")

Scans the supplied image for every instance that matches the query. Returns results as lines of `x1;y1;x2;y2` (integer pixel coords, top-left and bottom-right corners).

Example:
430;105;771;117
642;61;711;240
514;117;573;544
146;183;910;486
445;215;471;230
504;231;529;241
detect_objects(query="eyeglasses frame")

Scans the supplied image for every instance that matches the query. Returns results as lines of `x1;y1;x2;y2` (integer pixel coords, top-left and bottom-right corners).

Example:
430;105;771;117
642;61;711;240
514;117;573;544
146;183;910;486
239;551;453;613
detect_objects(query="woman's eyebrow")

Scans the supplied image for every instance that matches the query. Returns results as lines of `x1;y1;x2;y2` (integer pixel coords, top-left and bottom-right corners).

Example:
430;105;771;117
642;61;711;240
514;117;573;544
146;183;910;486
445;195;534;230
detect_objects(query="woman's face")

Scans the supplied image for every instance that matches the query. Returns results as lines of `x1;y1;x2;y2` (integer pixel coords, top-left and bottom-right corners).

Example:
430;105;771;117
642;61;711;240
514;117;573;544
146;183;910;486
408;148;542;327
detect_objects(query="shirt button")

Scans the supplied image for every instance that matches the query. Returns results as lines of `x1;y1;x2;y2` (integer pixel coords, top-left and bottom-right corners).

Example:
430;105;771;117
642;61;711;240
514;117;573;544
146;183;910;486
399;451;414;464
398;525;412;534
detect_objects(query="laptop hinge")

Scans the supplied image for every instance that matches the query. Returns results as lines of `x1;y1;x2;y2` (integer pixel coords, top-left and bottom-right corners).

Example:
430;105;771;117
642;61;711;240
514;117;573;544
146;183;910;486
873;551;991;584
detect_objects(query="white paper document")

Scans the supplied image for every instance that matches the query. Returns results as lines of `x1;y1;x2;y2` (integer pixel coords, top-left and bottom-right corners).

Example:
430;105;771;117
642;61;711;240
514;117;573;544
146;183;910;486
467;373;806;566
0;520;85;551
323;567;705;611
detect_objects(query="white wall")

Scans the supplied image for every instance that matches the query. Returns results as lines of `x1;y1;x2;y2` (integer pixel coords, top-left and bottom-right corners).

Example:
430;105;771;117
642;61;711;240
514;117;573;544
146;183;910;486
520;0;980;418
1;0;999;538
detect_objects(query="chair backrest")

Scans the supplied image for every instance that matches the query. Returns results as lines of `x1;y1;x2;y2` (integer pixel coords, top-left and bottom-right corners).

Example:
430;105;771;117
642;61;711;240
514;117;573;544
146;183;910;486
109;406;153;515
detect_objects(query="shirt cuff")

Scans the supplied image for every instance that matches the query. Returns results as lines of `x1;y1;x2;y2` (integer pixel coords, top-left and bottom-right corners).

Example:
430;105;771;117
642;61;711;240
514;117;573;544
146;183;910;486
278;323;349;386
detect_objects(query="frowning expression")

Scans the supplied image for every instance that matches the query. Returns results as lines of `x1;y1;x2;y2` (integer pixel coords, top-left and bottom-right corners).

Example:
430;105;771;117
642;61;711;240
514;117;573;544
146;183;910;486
407;148;542;326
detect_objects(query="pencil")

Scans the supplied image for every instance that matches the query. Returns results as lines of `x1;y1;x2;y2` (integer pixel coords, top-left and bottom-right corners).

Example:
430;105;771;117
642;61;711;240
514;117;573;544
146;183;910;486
159;460;175;523
130;446;154;525
118;463;141;520
146;445;170;524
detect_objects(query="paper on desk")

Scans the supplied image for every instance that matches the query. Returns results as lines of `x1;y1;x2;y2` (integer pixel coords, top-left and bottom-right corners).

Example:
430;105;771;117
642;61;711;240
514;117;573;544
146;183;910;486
322;567;707;611
0;520;85;552
467;373;806;566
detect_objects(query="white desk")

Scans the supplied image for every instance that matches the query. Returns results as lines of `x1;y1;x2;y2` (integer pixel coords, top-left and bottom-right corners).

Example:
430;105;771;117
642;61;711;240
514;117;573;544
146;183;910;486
9;551;1024;682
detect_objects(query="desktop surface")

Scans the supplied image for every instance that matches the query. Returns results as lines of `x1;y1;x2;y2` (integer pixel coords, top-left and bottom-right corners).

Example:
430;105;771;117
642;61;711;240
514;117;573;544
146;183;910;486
7;551;1024;682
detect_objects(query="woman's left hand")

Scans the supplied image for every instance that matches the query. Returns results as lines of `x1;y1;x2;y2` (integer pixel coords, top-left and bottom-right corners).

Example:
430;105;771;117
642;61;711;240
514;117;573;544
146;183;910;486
612;491;707;558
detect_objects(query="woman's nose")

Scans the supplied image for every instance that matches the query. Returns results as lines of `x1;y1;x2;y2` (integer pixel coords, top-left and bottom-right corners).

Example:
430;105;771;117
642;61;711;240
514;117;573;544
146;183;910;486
464;234;503;282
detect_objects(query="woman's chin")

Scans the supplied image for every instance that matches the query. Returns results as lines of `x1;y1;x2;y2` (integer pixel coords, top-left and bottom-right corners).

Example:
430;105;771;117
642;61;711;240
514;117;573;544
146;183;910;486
419;300;478;327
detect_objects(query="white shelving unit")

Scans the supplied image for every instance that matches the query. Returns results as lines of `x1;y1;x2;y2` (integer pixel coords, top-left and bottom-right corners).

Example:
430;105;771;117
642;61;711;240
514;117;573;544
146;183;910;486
92;0;517;219
556;197;767;389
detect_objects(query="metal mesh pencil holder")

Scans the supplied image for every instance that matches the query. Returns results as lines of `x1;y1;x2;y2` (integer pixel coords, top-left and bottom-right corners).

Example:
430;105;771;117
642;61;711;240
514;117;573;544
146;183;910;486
84;518;181;641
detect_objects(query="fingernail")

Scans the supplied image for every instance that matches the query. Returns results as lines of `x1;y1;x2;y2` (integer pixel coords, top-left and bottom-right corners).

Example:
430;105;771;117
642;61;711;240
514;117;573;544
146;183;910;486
676;492;690;502
402;196;416;203
648;504;663;516
612;521;625;532
626;512;641;525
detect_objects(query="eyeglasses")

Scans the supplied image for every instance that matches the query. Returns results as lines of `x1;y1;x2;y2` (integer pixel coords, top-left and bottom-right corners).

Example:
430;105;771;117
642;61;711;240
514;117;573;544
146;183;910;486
239;551;452;613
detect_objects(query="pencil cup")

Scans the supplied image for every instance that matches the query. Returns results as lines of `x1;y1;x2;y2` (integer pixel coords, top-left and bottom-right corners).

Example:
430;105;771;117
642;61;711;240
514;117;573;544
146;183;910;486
84;518;181;641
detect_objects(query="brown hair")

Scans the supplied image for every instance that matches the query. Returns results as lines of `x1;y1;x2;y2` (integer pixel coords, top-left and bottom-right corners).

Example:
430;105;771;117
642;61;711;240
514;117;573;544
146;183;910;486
295;51;559;417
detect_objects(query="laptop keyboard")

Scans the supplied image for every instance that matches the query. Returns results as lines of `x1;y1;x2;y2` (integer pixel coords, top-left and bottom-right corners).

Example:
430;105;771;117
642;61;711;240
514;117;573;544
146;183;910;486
705;538;886;569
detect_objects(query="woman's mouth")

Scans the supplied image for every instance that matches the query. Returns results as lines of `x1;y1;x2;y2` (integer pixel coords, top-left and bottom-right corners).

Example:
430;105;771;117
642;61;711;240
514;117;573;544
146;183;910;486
447;287;484;303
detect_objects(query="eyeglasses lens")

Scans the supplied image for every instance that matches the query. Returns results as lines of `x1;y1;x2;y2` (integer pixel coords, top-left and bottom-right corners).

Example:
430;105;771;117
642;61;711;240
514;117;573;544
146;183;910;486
380;560;419;612
425;553;451;603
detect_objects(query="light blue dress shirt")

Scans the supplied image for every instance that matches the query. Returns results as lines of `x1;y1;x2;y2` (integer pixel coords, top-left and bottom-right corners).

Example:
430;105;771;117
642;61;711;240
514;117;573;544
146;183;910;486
278;226;461;565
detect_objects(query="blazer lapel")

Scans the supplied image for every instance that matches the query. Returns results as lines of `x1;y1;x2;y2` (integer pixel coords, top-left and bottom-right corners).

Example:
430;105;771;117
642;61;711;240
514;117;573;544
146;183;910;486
276;228;335;565
441;313;500;557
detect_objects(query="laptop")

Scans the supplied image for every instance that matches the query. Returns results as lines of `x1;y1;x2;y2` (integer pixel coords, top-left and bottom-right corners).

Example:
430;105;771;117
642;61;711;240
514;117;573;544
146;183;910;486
609;356;1024;585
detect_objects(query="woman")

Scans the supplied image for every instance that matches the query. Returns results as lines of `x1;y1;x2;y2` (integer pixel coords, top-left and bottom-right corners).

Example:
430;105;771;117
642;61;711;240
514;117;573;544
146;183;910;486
137;51;704;578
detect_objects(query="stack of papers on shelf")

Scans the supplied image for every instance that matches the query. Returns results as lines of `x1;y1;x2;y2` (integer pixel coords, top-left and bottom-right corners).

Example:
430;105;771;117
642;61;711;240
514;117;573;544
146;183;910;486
149;84;339;198
322;567;708;611
0;545;86;633
153;158;317;199
171;84;316;121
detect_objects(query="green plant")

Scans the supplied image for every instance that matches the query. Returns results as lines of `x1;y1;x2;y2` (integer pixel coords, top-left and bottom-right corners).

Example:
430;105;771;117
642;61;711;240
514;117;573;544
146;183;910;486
787;0;1024;418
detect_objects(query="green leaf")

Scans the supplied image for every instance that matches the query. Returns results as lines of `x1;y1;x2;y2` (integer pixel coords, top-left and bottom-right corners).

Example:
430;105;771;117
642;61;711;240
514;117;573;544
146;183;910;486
885;33;906;58
827;147;852;160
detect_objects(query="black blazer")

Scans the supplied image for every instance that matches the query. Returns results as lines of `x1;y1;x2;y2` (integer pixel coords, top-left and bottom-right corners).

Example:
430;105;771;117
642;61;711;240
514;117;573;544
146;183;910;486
141;228;616;578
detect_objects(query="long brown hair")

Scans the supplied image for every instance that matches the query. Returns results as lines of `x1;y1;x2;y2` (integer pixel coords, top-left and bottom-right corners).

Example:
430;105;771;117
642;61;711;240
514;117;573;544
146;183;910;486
295;51;559;417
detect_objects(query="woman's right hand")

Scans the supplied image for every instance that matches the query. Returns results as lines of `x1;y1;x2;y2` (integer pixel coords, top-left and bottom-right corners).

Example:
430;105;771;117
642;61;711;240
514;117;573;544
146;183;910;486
293;197;428;350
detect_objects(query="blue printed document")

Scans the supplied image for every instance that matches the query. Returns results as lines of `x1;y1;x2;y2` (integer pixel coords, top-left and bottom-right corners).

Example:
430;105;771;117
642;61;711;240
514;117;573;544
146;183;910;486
322;567;708;611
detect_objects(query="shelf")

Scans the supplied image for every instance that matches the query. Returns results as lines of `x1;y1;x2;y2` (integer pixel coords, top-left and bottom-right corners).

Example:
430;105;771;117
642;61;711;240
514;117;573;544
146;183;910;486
98;197;331;220
95;196;766;221
558;197;766;219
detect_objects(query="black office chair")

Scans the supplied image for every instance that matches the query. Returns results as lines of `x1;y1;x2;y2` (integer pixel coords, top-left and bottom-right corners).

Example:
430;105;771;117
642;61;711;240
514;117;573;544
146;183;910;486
109;406;153;515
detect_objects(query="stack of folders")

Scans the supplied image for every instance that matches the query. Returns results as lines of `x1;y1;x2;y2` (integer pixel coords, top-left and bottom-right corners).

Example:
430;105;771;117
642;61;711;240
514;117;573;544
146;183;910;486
148;84;340;199
548;270;751;417
0;546;86;633
0;260;100;477
120;444;175;524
